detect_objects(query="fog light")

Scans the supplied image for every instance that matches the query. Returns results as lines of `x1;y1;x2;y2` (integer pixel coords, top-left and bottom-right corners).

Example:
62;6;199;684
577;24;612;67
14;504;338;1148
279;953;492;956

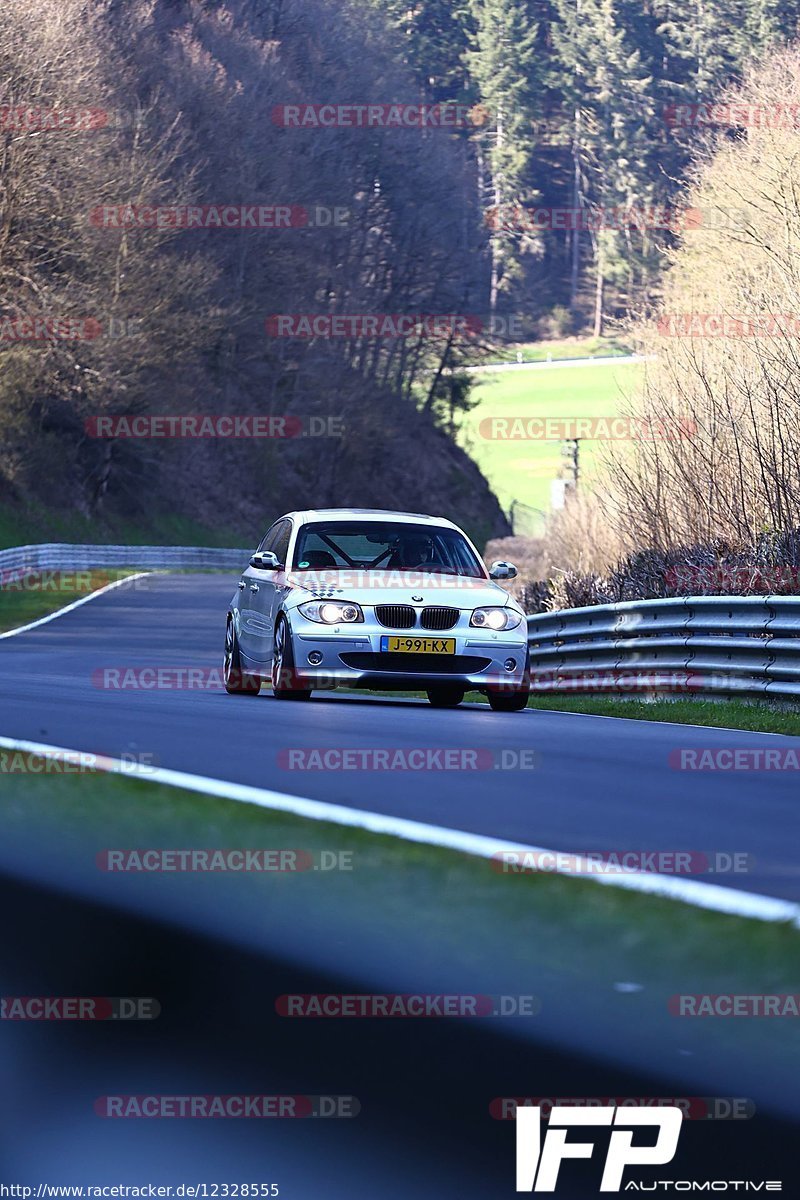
308;651;323;666
504;658;517;672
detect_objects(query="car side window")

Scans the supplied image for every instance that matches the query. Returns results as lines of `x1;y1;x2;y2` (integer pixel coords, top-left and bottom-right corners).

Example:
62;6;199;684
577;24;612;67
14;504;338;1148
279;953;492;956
272;520;292;567
258;524;281;554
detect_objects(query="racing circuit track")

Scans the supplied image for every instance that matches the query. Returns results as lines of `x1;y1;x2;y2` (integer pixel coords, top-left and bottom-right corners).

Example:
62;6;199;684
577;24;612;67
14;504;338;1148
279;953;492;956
0;572;798;902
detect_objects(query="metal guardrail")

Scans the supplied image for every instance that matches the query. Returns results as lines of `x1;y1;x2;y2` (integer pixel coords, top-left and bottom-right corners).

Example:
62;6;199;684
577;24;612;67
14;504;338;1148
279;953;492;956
527;595;800;700
0;543;251;574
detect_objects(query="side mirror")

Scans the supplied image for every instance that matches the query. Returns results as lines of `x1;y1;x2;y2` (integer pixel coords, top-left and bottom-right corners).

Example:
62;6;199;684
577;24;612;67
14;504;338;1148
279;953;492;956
489;560;517;580
249;550;281;571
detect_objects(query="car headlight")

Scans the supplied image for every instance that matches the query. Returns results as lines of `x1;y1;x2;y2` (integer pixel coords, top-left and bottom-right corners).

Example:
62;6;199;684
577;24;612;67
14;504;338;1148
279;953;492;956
298;600;364;624
470;607;522;631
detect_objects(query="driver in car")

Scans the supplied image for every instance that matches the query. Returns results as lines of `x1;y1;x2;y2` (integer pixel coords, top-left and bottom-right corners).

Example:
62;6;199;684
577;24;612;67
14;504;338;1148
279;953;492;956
389;533;437;570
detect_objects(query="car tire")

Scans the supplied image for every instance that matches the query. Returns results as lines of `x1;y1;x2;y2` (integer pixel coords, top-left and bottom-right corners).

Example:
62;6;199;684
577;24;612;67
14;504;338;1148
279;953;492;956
487;689;529;712
272;614;312;701
224;618;261;695
427;687;466;708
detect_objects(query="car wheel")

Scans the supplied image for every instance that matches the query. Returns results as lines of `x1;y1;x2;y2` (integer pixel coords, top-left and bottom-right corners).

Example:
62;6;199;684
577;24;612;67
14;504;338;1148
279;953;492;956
223;618;261;695
427;687;466;708
272;615;312;701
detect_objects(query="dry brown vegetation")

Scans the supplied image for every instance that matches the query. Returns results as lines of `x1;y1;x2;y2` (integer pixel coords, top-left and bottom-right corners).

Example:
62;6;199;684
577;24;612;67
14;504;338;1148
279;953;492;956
505;48;800;609
604;48;800;553
0;0;508;544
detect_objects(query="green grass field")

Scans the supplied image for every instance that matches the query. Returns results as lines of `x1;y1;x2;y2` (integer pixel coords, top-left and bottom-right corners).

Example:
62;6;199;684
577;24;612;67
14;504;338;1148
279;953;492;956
458;359;643;528
1;767;797;1081
525;695;800;735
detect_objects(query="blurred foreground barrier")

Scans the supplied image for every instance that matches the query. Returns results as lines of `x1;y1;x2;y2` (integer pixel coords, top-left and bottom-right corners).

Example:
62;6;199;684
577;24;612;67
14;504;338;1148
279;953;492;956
527;596;800;700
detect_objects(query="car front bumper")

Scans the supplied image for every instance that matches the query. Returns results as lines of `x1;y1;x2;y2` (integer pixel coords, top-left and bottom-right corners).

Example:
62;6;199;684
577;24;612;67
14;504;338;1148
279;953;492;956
286;613;529;692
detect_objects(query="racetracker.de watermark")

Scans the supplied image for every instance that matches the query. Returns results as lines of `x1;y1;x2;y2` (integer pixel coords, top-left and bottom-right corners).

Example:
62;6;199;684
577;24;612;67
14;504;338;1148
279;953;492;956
0;750;158;775
484;204;744;232
0;106;108;132
529;670;704;693
95;1095;359;1118
271;102;481;128
669;994;800;1017
0;568;140;592
490;1097;755;1121
670;747;800;770
1;997;159;1020
91;666;528;692
659;313;800;336
96;849;353;872
0;316;103;341
664;102;800;128
84;415;343;439
491;850;751;875
265;314;482;338
285;568;517;590
477;416;695;441
666;564;800;592
89;205;349;229
276;747;539;771
275;994;540;1017
90;667;244;691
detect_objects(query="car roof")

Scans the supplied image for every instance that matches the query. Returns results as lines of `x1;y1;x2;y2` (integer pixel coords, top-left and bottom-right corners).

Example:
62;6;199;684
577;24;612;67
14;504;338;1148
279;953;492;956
282;508;460;530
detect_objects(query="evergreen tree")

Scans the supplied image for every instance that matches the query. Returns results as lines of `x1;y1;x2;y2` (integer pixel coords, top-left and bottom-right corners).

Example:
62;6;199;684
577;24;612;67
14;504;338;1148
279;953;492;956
467;0;545;309
352;0;800;330
377;0;474;100
552;0;659;330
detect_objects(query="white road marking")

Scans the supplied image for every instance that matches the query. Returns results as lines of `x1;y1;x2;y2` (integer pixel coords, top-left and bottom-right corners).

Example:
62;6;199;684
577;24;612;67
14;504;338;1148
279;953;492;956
0;733;797;930
0;573;152;640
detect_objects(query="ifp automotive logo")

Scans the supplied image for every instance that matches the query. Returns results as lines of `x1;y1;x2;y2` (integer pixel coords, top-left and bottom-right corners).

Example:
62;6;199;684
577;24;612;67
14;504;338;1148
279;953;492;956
516;1105;682;1192
514;1105;782;1192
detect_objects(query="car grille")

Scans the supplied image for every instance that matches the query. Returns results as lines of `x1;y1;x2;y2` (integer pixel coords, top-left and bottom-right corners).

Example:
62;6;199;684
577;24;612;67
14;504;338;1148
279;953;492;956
420;606;459;631
375;604;416;629
340;653;491;675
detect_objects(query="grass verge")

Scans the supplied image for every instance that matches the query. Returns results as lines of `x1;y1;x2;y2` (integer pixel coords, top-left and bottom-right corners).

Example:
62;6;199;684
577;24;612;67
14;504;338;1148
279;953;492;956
0;767;797;1075
526;695;800;736
0;569;140;634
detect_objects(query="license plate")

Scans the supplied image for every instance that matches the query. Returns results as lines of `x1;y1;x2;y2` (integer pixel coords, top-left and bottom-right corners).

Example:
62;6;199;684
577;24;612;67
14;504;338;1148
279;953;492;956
380;636;456;654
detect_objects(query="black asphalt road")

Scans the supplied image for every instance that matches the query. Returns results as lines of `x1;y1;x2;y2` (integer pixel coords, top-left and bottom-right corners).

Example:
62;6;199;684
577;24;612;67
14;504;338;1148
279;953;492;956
0;573;798;901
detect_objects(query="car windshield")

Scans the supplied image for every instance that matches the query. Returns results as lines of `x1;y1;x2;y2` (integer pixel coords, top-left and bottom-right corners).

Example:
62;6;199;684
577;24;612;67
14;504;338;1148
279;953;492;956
292;521;485;578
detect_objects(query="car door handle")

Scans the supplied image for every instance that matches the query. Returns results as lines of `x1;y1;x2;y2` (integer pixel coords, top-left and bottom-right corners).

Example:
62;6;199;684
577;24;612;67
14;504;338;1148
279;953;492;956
249;583;259;593
238;581;245;590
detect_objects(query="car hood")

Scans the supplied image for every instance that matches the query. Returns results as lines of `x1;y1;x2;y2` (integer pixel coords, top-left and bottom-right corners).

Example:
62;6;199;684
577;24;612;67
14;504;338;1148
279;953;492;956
283;570;516;611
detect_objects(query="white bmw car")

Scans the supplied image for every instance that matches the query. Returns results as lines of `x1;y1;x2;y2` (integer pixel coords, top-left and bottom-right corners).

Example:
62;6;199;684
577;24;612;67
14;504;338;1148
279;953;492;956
224;508;529;710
